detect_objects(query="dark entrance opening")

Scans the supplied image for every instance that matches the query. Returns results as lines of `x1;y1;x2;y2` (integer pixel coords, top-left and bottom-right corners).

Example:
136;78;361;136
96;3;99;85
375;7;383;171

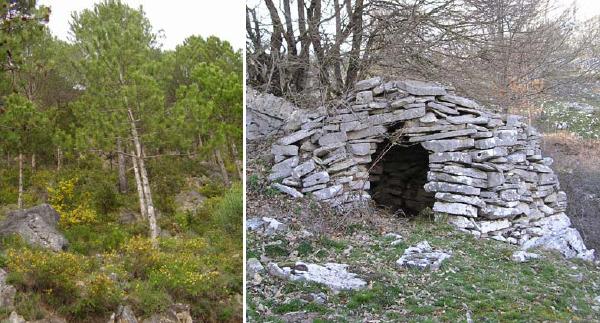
368;140;434;216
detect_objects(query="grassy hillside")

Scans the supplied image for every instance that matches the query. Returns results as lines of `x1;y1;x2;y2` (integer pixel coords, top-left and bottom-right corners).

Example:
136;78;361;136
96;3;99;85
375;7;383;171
0;157;242;322
246;141;600;323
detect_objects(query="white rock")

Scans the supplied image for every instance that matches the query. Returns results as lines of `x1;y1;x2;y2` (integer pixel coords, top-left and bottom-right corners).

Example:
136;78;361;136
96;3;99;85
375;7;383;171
396;241;451;271
511;250;541;263
275;262;367;291
247;258;265;276
272;183;303;198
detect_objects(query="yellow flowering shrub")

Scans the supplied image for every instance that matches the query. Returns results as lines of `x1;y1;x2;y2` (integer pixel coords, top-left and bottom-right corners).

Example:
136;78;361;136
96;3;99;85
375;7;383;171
6;248;92;303
121;236;161;278
48;177;98;227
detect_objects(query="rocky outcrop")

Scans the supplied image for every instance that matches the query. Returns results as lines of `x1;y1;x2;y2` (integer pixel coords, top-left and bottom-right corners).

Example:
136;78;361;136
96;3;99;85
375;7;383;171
246;88;306;140
268;77;595;261
141;304;193;323
0;204;68;251
0;269;16;311
108;305;138;323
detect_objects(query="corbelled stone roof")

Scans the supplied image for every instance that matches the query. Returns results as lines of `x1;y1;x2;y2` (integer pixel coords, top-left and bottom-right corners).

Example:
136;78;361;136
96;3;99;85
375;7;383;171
267;77;595;261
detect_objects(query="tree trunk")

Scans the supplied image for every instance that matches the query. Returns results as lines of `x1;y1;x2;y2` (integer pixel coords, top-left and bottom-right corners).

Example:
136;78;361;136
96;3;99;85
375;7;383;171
18;153;23;209
31;154;35;172
231;142;242;180
215;148;230;186
57;147;62;171
131;148;147;220
128;108;158;245
345;0;364;87
117;138;128;193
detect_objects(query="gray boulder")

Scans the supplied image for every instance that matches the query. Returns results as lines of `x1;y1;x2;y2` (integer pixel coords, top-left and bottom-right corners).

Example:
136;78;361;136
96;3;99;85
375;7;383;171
0;204;68;252
396;241;451;271
7;312;26;323
108;305;138;323
141;304;193;323
0;269;16;311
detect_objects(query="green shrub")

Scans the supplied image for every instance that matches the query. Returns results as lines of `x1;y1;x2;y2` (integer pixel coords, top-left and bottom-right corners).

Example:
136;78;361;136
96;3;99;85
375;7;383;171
68;273;123;318
64;223;130;254
128;280;172;316
13;292;45;320
198;181;226;198
6;248;95;307
92;181;122;215
212;183;243;237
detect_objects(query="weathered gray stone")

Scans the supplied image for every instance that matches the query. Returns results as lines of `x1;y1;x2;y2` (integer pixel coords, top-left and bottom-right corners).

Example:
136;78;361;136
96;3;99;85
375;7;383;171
108;305;138;323
318;132;348;146
390;96;417;108
355;77;382;91
355;91;374;104
427;101;459;115
421;139;474;152
448;216;476;229
447;115;489;125
303;171;330;187
312;185;344;200
424;181;481;195
511;250;540;262
0;269;16;310
439;95;480;109
269;156;300;180
403;124;463;134
435;192;485;208
429;152;472;164
477;219;511;234
481;204;521;219
0;204;68;252
272;183;304;198
278;129;316;145
433;202;478;217
292;160;316;178
271;262;367;291
328;159;357;172
397;80;447;96
396;241;451;271
471;147;508;162
409;129;477;142
420;112;437;123
349;143;372;156
347;126;387;140
441;165;488;179
272;144;299;156
427;172;487;188
474;137;499;149
247;258;265;277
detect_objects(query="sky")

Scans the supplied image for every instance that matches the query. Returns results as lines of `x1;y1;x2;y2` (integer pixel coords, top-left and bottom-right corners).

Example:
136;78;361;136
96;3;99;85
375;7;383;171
38;0;245;50
559;0;600;21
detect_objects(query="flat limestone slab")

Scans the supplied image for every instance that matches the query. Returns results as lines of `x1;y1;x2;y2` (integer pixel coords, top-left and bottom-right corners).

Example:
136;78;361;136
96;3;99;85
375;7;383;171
267;262;367;291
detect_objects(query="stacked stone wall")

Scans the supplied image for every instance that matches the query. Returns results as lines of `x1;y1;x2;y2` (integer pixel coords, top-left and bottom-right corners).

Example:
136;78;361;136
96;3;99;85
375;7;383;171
268;77;595;260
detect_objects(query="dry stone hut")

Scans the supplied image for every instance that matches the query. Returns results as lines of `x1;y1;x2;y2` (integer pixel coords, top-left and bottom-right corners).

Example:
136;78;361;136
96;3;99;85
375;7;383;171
266;77;595;261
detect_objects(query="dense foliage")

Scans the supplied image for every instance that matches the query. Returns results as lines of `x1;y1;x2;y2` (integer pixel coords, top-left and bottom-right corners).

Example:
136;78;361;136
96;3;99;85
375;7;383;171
0;0;242;321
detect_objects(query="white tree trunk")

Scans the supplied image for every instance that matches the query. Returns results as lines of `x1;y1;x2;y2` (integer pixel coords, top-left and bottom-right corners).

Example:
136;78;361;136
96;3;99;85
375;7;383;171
131;148;147;220
18;153;23;209
31;154;35;172
128;108;159;245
